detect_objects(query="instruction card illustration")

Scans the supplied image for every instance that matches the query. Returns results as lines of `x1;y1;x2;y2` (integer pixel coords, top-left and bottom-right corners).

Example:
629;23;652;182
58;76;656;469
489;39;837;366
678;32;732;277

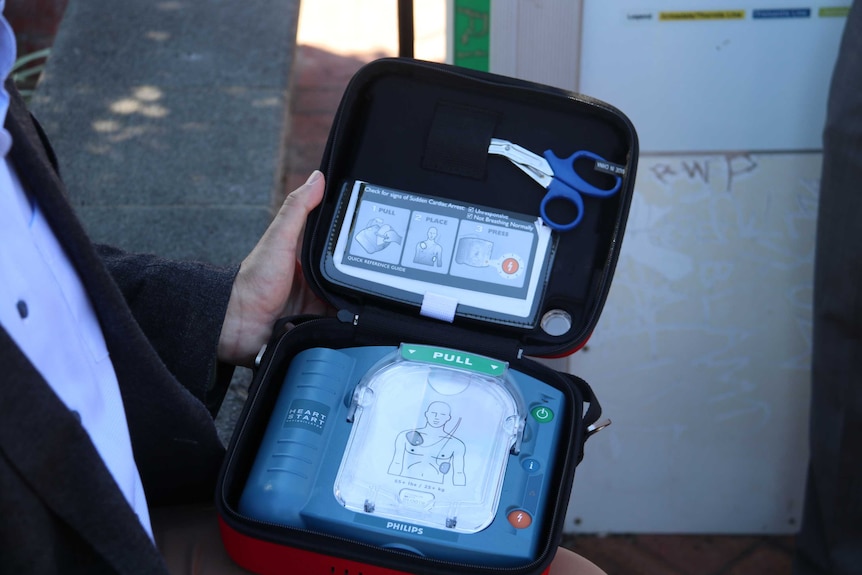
330;181;553;322
334;357;521;533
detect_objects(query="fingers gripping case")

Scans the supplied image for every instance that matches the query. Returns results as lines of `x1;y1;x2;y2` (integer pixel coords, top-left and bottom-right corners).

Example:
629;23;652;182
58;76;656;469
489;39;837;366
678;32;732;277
216;59;637;575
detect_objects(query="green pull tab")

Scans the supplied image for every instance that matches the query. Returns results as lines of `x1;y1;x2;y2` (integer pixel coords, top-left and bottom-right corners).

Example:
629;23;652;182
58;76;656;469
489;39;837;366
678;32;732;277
400;344;507;377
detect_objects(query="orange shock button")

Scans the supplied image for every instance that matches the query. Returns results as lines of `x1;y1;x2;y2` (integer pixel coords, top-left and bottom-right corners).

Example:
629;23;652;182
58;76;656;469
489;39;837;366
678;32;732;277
507;509;533;529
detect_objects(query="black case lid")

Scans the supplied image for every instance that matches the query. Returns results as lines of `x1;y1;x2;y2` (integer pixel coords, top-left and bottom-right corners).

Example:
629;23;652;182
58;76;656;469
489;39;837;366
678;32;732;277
302;58;638;358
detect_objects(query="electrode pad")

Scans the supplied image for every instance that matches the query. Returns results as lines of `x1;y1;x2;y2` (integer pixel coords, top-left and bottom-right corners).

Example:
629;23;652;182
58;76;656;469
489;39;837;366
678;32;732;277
335;344;524;533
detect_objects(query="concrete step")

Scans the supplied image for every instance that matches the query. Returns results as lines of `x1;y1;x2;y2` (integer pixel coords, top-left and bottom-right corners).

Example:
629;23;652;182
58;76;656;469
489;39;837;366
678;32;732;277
30;0;302;266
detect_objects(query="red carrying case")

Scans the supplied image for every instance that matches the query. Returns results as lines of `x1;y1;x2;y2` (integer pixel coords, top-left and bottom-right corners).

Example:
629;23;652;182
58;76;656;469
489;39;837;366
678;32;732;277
216;58;637;575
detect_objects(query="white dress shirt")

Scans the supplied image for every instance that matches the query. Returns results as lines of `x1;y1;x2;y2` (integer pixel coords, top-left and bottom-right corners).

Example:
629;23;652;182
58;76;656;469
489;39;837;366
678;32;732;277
0;5;153;539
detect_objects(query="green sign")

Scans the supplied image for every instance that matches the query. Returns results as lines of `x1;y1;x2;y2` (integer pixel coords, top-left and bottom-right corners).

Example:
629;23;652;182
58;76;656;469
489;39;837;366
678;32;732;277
400;344;506;377
819;6;850;17
453;0;490;71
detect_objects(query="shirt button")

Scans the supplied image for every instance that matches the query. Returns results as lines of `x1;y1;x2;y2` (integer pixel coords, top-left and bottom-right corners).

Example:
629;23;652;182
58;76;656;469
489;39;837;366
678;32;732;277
16;300;28;319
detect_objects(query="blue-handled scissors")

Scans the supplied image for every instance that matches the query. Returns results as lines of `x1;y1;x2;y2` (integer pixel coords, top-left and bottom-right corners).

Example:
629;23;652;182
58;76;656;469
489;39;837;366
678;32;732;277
488;138;622;232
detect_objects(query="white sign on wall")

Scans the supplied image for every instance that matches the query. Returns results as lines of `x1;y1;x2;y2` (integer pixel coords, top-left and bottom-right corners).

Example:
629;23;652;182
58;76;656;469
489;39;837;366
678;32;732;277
578;1;849;153
488;0;849;533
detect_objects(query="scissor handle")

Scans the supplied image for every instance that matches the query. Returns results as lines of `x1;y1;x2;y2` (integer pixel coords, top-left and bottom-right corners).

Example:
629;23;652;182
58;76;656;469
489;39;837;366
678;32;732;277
543;149;622;198
541;178;585;231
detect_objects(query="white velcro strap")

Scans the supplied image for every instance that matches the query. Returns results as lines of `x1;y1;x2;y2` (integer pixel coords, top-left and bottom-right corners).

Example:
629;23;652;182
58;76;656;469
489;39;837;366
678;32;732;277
420;292;458;323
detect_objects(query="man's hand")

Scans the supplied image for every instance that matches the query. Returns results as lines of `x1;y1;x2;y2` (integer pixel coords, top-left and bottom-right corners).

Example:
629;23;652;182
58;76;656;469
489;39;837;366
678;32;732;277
218;171;327;366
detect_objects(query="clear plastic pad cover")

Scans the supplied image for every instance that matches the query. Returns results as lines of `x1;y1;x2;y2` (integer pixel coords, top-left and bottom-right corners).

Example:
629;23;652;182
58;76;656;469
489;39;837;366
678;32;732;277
334;344;524;533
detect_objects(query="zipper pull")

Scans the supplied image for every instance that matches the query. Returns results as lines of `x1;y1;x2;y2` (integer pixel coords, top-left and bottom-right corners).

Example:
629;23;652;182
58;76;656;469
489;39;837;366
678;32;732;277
586;418;612;438
254;344;267;368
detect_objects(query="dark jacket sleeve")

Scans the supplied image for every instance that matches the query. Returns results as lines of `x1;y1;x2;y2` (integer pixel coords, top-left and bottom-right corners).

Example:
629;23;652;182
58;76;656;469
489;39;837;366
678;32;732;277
95;244;239;415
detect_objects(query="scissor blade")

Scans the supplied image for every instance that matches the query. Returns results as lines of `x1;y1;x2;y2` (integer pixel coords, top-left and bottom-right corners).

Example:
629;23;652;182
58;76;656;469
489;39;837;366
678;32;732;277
488;138;553;188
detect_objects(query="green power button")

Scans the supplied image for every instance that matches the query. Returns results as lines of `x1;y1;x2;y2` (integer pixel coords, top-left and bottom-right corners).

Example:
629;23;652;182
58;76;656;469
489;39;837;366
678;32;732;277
531;405;555;423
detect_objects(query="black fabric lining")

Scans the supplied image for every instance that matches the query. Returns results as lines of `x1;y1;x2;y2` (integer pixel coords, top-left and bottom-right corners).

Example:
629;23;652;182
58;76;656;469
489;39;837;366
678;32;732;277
422;101;498;179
